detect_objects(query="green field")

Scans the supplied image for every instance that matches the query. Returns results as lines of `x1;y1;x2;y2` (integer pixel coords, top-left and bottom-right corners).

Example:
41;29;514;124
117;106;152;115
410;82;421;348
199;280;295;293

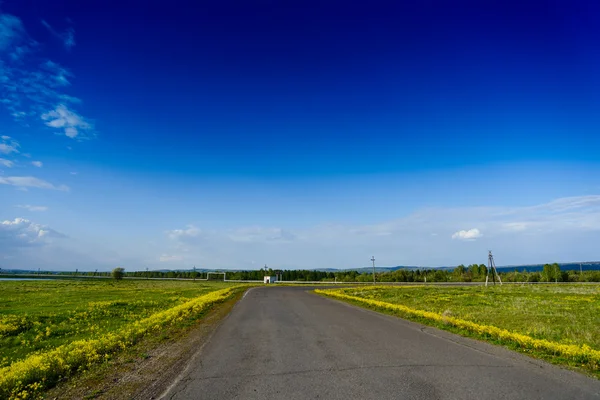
338;284;600;348
0;279;235;368
317;284;600;376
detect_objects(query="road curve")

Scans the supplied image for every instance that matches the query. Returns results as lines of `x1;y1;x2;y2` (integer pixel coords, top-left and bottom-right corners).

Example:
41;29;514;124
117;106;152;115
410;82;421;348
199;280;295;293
162;286;600;400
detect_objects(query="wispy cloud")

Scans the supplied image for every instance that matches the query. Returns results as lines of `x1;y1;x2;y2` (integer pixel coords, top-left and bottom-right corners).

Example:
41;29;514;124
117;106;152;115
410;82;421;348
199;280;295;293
159;254;183;262
16;204;48;212
228;226;296;243
31;160;43;167
0;13;25;53
0;158;14;167
41;20;75;51
41;104;93;139
1;12;94;139
0;135;19;154
0;176;69;191
451;228;482;241
0;144;18;154
167;225;202;241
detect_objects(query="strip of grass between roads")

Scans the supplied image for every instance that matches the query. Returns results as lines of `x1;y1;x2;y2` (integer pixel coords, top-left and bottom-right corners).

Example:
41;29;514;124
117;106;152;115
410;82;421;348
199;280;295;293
314;288;600;378
0;286;246;400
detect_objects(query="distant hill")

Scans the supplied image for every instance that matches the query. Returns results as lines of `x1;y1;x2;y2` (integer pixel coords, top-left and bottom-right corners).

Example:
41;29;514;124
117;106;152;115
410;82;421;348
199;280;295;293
317;262;600;274
495;262;600;273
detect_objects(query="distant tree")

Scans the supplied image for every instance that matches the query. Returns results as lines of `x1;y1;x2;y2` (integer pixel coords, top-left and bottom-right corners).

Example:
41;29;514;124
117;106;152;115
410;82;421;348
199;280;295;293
552;263;562;282
467;264;479;279
112;267;125;280
528;271;541;282
542;264;555;282
478;264;487;277
453;264;466;281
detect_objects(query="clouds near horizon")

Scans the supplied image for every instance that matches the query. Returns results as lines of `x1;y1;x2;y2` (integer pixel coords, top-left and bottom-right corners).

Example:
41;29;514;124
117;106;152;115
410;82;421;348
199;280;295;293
152;195;600;270
0;217;65;247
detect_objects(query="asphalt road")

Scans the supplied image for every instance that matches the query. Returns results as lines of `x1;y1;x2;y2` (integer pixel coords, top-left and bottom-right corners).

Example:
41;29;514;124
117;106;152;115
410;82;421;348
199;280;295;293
163;286;600;400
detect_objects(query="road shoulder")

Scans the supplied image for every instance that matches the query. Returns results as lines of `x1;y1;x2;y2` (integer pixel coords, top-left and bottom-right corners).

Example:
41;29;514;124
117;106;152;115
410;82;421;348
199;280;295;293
315;290;600;391
45;288;246;400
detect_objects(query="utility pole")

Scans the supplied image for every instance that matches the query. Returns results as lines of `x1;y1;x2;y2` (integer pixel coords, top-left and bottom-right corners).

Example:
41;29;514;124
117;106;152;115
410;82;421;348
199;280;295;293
485;250;502;287
371;256;376;285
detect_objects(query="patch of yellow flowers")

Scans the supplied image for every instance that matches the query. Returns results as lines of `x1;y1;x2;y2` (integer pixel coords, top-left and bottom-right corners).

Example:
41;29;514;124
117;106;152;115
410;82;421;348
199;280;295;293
315;288;600;370
0;316;28;338
0;287;240;400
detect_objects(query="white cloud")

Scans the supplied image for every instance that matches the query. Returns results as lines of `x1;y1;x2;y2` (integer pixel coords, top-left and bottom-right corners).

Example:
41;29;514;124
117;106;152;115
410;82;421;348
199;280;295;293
41;20;75;51
16;205;48;212
167;225;201;240
0;176;69;191
31;160;43;167
451;228;482;241
0;158;14;167
41;104;93;139
0;217;65;247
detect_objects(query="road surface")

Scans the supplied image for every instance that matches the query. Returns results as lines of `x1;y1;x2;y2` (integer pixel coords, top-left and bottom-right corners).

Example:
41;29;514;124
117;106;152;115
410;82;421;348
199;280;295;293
163;286;600;400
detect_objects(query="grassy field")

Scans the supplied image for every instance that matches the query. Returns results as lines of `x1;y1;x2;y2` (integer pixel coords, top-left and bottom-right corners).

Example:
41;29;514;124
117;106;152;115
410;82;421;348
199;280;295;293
0;279;236;368
316;284;600;376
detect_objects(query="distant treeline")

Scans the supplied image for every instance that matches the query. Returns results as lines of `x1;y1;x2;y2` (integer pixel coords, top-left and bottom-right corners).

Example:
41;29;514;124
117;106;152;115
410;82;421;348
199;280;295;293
90;264;600;282
3;263;600;282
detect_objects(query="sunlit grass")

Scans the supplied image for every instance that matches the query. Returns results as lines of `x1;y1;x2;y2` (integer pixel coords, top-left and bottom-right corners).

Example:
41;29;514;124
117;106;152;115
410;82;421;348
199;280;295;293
0;279;235;368
338;284;600;349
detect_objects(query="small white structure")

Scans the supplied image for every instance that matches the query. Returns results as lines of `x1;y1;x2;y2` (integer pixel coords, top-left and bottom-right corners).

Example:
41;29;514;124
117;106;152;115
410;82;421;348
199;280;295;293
264;275;277;284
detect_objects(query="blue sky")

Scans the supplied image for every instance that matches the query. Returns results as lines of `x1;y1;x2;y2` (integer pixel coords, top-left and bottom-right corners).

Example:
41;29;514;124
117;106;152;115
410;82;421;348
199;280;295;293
1;0;599;271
